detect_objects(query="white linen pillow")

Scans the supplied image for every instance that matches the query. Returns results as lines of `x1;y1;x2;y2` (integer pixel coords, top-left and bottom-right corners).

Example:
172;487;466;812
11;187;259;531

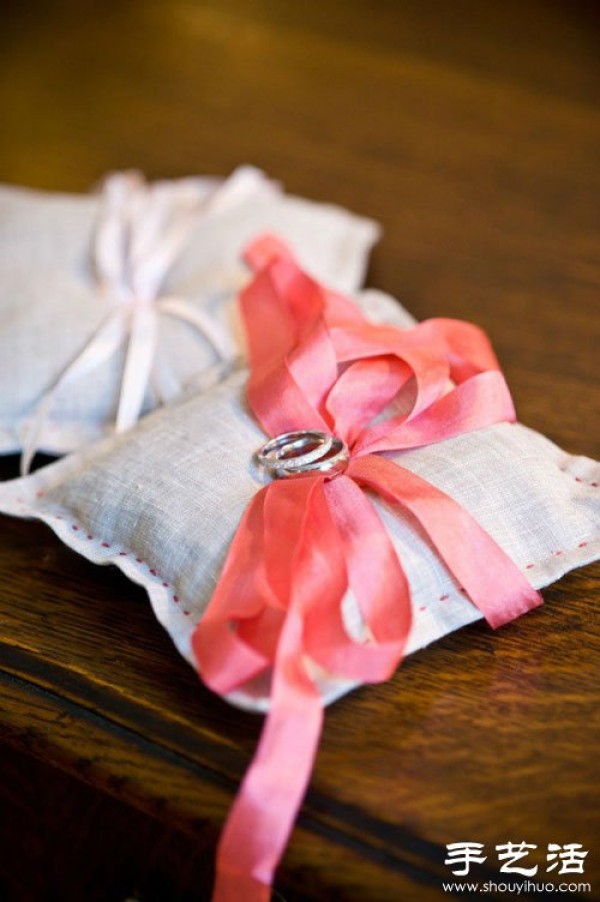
0;296;597;710
0;166;379;458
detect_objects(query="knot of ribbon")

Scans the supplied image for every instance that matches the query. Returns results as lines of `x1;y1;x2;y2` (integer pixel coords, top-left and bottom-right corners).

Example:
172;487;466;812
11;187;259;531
20;167;268;474
192;236;542;902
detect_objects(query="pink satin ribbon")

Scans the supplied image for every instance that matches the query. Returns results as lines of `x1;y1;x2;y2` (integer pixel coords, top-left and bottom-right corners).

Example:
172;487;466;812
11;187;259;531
192;237;542;900
20;168;270;474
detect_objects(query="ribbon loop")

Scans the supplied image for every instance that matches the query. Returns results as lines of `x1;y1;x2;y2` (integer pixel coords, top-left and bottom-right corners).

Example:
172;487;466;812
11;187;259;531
348;455;542;628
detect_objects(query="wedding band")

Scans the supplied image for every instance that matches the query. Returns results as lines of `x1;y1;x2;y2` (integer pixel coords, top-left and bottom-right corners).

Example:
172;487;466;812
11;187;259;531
257;430;349;479
258;430;333;471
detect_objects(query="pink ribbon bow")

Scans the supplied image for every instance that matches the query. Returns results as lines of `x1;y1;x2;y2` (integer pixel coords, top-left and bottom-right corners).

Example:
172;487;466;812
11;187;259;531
20;167;269;474
192;236;542;901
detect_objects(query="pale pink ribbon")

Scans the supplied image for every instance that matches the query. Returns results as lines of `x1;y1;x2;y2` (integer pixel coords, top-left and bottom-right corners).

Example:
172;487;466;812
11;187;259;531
20;167;267;473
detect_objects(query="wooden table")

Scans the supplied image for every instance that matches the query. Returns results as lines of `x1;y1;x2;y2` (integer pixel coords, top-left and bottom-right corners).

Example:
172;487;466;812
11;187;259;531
1;2;598;899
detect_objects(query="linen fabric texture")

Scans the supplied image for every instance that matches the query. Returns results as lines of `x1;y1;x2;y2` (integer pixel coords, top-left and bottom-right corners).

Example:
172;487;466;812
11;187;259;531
0;291;598;711
0;166;379;456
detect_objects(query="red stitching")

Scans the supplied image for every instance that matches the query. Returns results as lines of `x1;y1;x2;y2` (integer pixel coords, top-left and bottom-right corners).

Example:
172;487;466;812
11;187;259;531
559;465;599;488
68;539;179;605
48;499;597;633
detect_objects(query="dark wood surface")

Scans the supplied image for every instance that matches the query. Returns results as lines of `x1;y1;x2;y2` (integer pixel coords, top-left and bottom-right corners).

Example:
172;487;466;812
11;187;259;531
1;2;599;900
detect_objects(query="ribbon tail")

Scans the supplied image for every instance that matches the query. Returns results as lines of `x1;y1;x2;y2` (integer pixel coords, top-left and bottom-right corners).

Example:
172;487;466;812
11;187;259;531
305;474;411;682
212;619;323;902
349;455;542;628
115;304;159;433
290;474;411;683
149;343;180;406
20;309;126;474
193;489;277;695
210;478;333;901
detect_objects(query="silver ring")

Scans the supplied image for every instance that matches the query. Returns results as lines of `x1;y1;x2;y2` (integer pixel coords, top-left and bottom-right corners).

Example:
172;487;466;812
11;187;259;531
257;430;349;479
258;430;333;472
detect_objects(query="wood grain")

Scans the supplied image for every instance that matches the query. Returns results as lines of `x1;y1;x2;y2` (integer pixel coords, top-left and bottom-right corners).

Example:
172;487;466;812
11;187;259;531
0;1;598;899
